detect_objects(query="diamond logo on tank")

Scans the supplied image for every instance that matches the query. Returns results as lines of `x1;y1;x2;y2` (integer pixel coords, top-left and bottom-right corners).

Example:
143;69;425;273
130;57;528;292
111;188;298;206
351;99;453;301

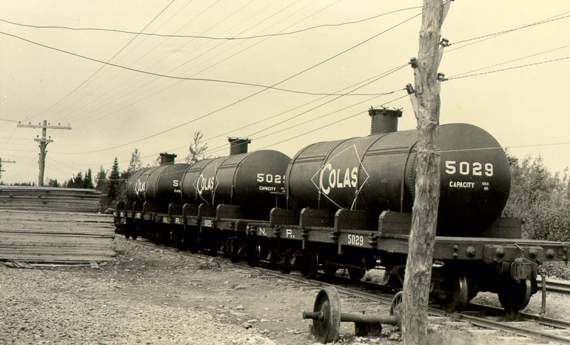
194;174;215;204
310;144;369;209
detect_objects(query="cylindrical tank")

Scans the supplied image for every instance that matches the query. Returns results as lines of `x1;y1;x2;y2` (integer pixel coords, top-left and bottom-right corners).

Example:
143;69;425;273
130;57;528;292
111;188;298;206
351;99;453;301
126;167;152;205
144;163;189;211
181;150;290;217
125;164;188;212
286;123;511;235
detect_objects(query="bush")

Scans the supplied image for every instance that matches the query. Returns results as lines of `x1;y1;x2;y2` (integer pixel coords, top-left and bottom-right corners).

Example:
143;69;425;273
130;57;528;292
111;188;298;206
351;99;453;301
502;155;570;241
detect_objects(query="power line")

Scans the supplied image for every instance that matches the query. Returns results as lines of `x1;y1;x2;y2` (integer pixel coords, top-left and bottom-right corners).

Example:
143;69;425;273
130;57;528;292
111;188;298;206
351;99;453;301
140;65;402;159
447;55;570;80
257;94;409;149
0;118;19;123
20;0;177;123
246;68;406;138
69;6;570;132
57;11;422;155
0;30;387;97
450;42;570;78
448;10;570;53
207;91;401;155
48;0;201;123
0;6;421;41
451;13;570;47
58;0;252;124
64;0;341;127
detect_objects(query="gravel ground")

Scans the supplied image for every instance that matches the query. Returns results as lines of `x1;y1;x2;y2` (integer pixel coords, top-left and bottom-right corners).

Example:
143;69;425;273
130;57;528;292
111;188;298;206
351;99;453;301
1;236;570;345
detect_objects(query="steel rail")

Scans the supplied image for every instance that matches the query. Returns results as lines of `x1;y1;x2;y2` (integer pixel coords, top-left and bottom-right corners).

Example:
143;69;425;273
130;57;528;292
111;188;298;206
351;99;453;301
540;280;570;295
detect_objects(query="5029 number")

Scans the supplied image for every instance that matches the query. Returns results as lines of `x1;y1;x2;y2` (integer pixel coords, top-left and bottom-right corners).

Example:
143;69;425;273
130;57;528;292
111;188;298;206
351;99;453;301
347;234;365;246
444;161;494;177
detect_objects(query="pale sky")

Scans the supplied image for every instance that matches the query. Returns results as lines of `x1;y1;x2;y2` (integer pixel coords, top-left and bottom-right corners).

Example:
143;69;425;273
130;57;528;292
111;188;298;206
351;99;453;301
0;0;569;184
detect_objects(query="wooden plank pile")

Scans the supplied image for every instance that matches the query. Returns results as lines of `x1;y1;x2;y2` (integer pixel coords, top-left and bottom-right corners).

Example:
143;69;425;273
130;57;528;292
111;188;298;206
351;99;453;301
0;187;115;264
0;186;102;213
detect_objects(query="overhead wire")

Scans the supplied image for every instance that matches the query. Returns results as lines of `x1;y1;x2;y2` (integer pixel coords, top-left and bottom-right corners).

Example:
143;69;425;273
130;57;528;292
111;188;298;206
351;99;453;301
448;10;570;53
64;0;364;129
56;11;422;155
0;30;387;97
79;6;570;156
0;6;422;40
139;65;403;159
206;90;403;155
203;10;570;155
450;12;570;47
60;0;252;124
450;42;570;78
65;0;314;126
202;64;407;155
49;0;200;122
446;55;570;81
257;94;408;149
20;0;177;123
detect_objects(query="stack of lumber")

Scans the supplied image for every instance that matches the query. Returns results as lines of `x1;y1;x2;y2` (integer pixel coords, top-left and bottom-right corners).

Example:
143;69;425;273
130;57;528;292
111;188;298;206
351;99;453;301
0;210;115;264
0;186;102;213
0;187;115;264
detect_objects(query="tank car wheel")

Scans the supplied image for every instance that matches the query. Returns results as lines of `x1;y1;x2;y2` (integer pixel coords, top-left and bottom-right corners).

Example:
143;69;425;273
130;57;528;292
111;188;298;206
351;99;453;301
323;265;337;279
498;279;532;314
386;266;405;291
348;268;366;282
188;234;199;253
229;239;240;263
441;273;470;312
300;253;319;278
247;243;261;267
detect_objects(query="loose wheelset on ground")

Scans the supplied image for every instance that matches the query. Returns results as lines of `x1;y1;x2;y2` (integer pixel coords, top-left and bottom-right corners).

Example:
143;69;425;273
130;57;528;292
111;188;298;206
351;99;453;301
302;287;402;343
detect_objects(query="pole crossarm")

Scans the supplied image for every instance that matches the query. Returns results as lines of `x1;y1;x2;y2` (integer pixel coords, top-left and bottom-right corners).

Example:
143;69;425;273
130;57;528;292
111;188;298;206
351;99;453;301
17;121;72;130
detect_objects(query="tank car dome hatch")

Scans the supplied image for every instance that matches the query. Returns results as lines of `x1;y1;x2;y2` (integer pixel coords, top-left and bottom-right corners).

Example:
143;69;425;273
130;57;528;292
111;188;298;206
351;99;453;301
286;123;510;235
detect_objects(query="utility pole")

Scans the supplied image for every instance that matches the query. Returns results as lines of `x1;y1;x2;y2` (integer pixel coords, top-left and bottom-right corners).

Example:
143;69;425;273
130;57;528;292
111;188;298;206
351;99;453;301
17;120;72;187
402;1;450;344
0;158;16;180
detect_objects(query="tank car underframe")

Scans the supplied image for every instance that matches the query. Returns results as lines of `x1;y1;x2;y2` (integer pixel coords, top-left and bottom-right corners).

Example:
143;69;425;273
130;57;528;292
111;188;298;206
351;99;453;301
114;203;569;313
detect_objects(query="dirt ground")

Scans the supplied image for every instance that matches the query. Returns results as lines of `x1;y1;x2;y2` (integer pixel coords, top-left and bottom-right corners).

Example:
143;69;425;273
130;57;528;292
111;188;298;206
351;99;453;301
1;237;570;345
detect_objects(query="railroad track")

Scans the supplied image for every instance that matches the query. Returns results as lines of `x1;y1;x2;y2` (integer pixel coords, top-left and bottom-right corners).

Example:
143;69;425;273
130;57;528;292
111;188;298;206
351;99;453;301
540;280;570;295
130;238;570;344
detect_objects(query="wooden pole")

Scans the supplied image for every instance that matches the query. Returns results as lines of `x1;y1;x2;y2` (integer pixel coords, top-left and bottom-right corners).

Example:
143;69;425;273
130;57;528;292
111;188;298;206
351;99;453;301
17;120;72;186
402;1;450;344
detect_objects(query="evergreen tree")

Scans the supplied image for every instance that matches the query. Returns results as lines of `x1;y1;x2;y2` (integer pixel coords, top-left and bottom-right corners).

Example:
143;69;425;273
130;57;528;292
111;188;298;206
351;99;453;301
95;166;108;192
47;179;60;187
108;157;120;199
67;172;84;188
83;169;94;189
